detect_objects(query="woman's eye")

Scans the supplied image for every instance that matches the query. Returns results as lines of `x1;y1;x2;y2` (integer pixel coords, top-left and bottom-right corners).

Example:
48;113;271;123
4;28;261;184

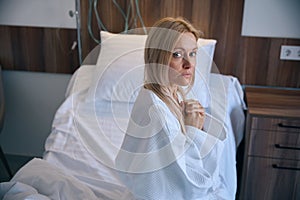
172;52;182;58
189;52;197;57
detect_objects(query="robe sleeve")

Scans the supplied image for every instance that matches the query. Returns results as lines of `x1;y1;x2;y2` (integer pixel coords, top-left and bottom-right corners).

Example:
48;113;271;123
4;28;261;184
115;91;232;200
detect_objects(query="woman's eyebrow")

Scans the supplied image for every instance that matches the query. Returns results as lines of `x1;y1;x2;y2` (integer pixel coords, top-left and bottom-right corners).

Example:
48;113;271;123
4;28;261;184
173;47;198;51
173;47;184;51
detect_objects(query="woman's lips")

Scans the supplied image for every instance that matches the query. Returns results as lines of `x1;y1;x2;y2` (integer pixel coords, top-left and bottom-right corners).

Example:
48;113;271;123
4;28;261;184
182;73;192;78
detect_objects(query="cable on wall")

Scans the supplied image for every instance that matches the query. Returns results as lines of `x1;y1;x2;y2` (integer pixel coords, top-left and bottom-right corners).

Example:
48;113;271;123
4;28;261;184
112;0;129;33
86;0;147;44
125;1;131;33
134;0;147;34
88;0;100;44
93;0;107;32
75;0;83;65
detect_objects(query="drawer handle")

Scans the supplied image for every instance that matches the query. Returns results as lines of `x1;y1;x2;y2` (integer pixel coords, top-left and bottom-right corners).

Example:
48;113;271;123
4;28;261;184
277;123;300;129
274;144;300;151
272;164;300;171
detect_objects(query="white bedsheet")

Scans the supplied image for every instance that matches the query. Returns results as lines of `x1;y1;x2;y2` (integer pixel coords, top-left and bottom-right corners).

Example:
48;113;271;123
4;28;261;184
0;65;245;199
0;158;99;200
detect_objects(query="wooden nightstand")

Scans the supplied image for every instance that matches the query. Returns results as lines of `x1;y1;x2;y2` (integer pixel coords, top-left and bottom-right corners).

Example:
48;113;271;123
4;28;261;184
240;86;300;200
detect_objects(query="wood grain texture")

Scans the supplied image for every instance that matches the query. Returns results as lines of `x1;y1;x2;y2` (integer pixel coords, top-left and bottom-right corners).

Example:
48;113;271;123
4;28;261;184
244;157;300;200
0;26;79;73
251;117;300;132
245;87;300;118
240;87;300;199
249;129;300;160
0;0;299;87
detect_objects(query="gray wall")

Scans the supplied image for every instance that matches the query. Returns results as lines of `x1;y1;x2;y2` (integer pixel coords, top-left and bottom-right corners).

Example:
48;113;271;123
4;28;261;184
242;0;300;39
0;0;76;28
0;70;71;157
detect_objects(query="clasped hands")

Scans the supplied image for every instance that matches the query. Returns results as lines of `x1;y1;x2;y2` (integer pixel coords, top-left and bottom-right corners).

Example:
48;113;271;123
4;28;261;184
180;99;205;130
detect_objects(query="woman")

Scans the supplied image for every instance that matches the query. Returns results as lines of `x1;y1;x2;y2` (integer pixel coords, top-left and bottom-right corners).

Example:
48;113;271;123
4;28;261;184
116;17;233;200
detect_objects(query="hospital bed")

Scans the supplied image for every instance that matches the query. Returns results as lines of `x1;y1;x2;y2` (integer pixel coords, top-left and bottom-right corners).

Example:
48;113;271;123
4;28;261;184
0;31;246;200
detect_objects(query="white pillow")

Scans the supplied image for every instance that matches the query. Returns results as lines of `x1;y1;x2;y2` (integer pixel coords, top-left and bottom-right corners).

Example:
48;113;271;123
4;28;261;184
94;31;216;107
190;38;216;107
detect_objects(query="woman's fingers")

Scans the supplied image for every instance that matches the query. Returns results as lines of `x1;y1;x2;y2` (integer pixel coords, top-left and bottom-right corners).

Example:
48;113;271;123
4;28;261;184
184;107;204;113
184;100;205;115
183;99;205;130
185;108;205;114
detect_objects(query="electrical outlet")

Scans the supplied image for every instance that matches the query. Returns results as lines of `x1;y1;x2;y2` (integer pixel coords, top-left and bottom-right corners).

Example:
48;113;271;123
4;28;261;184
280;45;300;61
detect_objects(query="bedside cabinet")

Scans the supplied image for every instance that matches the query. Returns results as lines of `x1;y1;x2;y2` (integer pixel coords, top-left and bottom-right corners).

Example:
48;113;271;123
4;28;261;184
240;87;300;200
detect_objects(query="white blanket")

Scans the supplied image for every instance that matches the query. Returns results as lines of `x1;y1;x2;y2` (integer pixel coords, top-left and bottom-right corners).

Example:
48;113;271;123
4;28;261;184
0;158;98;200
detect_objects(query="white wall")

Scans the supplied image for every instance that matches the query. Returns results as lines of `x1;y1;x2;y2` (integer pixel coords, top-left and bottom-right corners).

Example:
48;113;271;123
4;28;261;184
242;0;300;39
0;71;71;157
0;0;76;29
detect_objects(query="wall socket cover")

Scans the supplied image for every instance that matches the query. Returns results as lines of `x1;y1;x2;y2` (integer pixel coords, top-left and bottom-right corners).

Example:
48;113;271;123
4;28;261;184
280;45;300;61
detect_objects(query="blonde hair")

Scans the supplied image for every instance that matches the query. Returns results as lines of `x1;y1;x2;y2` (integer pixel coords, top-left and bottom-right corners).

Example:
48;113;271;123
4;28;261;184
144;17;200;133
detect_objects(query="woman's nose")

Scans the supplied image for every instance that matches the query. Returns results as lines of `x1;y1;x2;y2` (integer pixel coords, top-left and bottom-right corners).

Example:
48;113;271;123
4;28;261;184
183;57;193;69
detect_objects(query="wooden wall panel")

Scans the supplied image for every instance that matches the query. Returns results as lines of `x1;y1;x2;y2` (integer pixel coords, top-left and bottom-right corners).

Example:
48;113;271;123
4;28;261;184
0;0;299;87
0;26;79;73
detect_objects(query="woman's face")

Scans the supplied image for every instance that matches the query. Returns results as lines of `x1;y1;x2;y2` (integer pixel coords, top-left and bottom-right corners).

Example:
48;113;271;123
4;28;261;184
168;32;197;86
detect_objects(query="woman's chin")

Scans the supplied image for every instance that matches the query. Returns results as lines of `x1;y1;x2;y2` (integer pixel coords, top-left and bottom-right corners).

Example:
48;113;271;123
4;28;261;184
178;79;191;87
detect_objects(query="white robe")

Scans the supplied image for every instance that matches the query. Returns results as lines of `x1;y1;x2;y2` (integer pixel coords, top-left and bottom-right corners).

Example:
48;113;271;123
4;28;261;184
115;88;233;200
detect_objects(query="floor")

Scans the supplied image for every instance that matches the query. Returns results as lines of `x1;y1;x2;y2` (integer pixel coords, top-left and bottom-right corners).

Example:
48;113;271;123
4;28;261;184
0;154;34;182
